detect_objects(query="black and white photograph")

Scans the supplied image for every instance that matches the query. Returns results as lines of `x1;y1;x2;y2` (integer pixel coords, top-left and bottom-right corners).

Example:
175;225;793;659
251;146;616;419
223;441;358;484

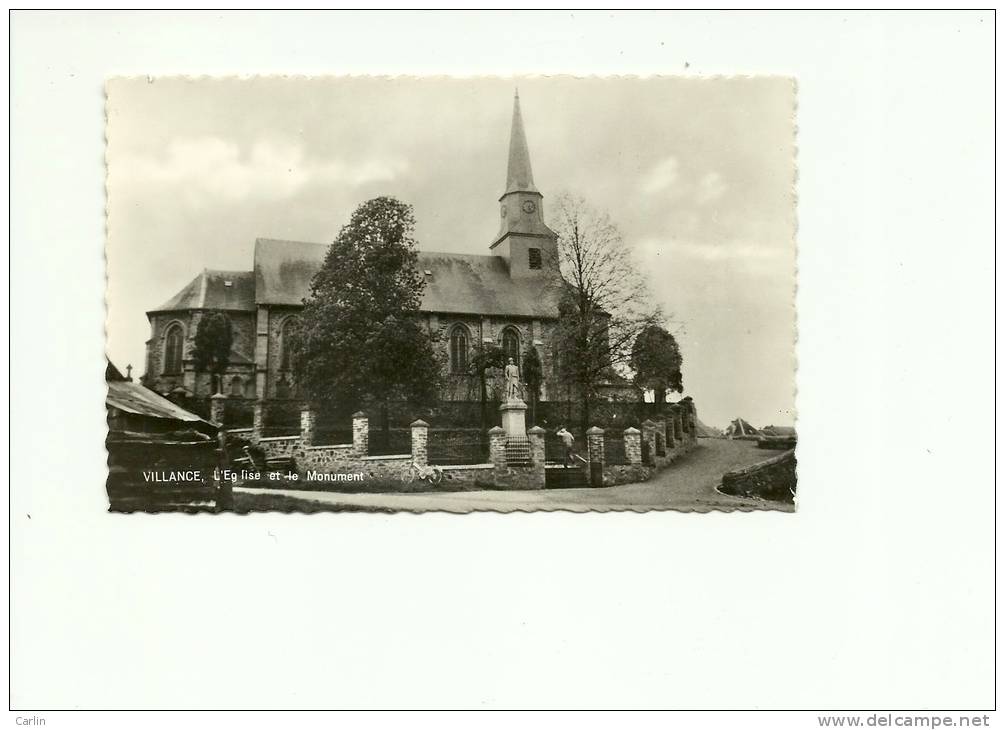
105;76;797;513
10;9;994;719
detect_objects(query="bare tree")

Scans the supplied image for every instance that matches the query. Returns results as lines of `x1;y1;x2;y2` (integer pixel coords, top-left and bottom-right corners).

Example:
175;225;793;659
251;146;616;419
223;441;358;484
550;193;664;431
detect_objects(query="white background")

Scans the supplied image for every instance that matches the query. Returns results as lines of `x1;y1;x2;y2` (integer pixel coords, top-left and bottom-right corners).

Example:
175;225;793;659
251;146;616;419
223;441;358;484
8;10;997;712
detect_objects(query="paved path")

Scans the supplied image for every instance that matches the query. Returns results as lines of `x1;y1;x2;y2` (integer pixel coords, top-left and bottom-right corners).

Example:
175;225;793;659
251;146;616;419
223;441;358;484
235;439;793;513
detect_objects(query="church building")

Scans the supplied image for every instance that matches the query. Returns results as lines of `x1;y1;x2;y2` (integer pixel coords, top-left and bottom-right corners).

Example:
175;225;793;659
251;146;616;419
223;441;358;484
143;94;626;406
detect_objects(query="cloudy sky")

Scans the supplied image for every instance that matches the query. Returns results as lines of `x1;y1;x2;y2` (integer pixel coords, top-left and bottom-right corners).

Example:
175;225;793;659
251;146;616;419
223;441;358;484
106;76;795;429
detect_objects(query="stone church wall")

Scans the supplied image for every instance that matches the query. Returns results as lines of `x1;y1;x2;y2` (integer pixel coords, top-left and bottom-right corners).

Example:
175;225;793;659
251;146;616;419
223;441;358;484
264;305;303;398
428;312;558;402
143;310;256;397
145;304;641;411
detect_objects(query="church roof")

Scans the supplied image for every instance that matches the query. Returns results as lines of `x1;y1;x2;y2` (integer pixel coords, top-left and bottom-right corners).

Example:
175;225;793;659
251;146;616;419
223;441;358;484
417;250;561;318
150;238;565;319
150;269;256;313
504;91;538;196
253;238;327;306
152;95;563;321
252;237;563;318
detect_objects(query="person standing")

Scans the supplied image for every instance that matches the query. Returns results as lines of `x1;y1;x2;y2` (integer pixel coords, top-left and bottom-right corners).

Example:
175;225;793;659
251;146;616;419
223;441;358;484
556;426;575;468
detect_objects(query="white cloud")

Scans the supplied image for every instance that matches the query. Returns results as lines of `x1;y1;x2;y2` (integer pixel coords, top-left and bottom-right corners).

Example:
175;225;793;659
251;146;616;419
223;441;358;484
111;136;408;204
637;236;785;263
695;171;727;204
640;156;681;195
642;160;726;207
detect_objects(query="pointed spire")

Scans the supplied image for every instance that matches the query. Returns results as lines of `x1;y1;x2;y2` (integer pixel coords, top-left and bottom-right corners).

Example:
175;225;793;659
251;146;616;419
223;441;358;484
504;90;538;195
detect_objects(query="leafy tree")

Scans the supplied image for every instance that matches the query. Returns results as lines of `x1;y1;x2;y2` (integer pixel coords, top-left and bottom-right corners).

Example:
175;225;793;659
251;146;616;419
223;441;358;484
191;312;233;394
469;343;507;432
289;197;444;437
630;325;684;405
549;193;663;431
522;345;544;426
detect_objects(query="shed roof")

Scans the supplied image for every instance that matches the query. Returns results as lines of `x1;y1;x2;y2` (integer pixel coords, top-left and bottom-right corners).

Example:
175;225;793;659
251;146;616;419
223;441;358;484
106;379;214;427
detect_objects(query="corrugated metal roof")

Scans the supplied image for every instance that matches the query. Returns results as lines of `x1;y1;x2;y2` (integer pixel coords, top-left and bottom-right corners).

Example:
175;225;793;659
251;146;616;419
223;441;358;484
253;238;563;318
107;380;214;426
150;270;256;313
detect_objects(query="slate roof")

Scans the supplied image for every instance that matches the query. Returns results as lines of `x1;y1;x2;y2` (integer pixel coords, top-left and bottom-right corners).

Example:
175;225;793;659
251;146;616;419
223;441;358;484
253;238;327;306
252;238;563;318
154;236;564;319
150;270;256;313
416;250;562;318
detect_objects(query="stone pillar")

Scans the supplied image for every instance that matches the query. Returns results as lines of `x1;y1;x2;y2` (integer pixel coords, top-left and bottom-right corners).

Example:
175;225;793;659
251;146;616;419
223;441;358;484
488;426;507;471
684;400;696;443
652;419;665;454
527;425;547;489
674;410;684;446
664;406;676;446
252;401;265;442
410;419;429;466
624;426;642;465
640;419;657;463
300;406;316;447
210;393;227;426
352;411;369;456
586;426;605;487
527;425;546;465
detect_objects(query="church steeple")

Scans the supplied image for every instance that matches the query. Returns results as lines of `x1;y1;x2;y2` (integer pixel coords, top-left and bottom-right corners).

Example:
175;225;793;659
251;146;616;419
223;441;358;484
492;91;557;272
504;90;538;195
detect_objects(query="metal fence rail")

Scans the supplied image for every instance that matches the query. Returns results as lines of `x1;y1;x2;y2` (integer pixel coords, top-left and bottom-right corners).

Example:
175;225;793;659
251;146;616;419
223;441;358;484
604;436;629;466
427;430;489;466
368;430;410;456
260;425;302;438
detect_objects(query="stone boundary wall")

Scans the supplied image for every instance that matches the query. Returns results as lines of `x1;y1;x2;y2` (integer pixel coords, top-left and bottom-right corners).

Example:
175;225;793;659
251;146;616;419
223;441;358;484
579;398;700;486
225;398;703;491
241;396;701;432
720;449;796;503
436;463;496;490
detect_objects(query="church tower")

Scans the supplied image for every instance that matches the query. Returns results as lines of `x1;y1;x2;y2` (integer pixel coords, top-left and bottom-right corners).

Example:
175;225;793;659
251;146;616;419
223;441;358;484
491;91;559;278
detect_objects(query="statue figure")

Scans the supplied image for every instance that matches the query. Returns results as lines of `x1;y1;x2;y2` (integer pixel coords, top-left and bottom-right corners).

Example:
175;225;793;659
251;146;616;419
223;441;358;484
504;357;522;401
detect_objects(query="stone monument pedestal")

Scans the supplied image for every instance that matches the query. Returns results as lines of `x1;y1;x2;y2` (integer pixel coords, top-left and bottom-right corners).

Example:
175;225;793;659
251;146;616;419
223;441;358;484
499;398;528;439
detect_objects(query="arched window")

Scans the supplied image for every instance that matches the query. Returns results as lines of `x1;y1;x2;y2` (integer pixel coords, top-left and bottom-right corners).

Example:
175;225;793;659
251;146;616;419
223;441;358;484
449;326;469;374
163;324;184;375
229;376;243;397
280;317;299;371
553;344;567;377
275;377;291;399
502;327;521;370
